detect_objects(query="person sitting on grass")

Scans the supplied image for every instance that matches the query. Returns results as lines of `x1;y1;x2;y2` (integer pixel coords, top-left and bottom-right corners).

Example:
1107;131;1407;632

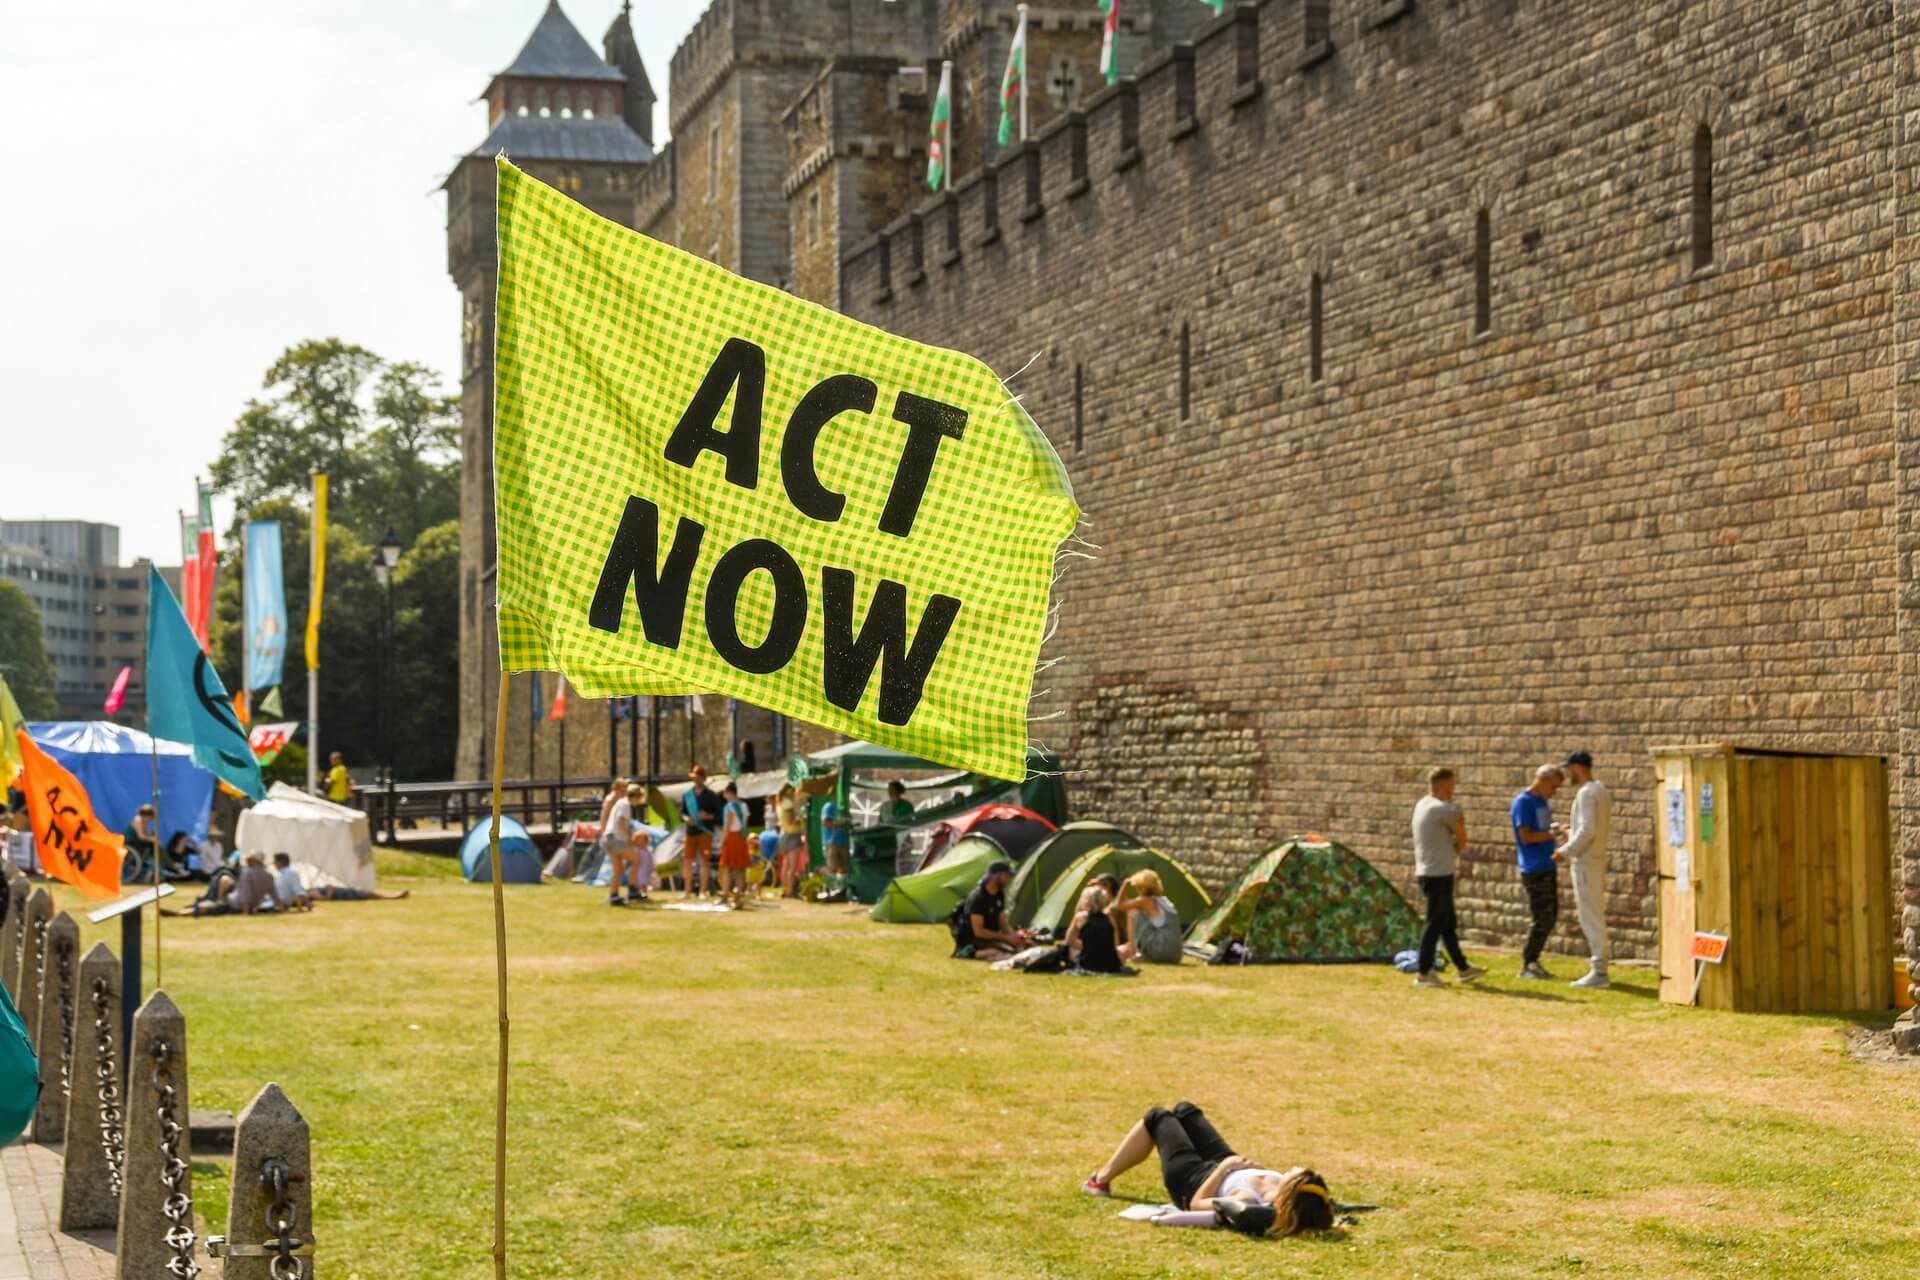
1065;885;1126;974
1082;1101;1335;1238
271;853;312;911
950;861;1032;960
1112;870;1184;965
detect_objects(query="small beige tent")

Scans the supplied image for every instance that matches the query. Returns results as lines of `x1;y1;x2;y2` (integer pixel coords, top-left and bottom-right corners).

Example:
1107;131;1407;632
235;782;376;892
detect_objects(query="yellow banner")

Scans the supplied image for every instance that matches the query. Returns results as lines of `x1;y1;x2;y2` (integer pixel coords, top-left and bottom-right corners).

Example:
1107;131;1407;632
306;472;327;669
0;674;24;784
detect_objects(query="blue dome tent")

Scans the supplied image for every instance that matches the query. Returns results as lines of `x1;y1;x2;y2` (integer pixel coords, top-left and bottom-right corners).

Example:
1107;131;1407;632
459;816;542;884
25;721;214;847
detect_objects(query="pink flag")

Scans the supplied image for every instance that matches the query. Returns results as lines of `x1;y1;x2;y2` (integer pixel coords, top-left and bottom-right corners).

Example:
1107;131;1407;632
103;665;132;715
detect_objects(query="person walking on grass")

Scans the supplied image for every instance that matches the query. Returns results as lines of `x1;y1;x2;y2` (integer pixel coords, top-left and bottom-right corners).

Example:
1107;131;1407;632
602;783;644;907
718;782;751;909
1510;764;1564;980
680;766;716;898
1557;750;1612;989
1410;767;1488;988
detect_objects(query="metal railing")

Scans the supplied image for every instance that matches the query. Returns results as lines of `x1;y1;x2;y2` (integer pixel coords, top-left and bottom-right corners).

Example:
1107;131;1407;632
354;776;658;843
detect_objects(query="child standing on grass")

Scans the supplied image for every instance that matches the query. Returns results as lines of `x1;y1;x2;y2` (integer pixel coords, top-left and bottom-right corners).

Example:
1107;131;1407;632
718;782;751;909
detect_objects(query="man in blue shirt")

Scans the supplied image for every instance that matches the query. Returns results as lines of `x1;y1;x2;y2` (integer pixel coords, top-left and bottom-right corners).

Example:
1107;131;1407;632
1509;764;1564;980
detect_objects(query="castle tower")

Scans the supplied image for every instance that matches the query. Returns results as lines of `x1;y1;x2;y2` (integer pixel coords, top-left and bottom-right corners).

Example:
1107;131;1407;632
446;1;655;779
603;1;658;148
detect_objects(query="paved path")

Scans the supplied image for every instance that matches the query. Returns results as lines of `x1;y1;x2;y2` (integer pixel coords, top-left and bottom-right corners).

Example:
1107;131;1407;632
0;1139;114;1280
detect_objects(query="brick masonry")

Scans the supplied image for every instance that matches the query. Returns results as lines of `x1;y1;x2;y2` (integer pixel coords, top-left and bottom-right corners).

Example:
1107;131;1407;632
842;0;1912;966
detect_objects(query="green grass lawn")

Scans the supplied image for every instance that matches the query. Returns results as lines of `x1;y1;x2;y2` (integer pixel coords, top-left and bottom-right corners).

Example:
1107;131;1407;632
39;850;1920;1279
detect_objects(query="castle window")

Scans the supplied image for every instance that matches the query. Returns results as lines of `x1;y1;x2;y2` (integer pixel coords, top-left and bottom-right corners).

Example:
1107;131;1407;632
517;105;529;117
1473;208;1492;336
1178;322;1192;421
1047;55;1080;108
581;107;594;120
1691;123;1714;270
807;189;822;248
560;106;573;119
1308;273;1325;383
1074;363;1085;452
1306;0;1331;48
708;125;720;199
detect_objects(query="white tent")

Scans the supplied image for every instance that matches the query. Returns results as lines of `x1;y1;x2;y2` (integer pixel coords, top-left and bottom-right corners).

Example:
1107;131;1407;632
235;782;376;892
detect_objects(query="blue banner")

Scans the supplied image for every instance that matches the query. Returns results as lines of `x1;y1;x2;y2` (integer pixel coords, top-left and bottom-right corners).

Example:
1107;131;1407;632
244;521;287;692
146;565;266;800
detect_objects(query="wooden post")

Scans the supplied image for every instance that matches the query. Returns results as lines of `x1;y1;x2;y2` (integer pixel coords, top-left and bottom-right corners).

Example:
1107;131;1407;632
223;1084;314;1279
62;942;124;1231
17;887;53;1056
118;990;196;1279
0;869;24;1001
31;912;79;1142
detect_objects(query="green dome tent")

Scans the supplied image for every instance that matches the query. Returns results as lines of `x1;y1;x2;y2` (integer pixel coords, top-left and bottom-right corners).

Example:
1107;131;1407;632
868;836;1007;924
1186;836;1423;963
1027;845;1211;938
1005;821;1145;928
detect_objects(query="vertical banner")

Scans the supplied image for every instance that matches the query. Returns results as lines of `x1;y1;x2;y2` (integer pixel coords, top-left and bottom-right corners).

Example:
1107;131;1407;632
306;475;328;670
194;479;217;650
179;510;201;643
245;520;287;691
147;565;268;801
16;730;125;899
0;673;25;783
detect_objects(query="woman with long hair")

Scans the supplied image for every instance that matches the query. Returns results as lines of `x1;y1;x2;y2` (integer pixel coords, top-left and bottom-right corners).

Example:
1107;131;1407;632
1111;869;1184;964
1082;1102;1334;1237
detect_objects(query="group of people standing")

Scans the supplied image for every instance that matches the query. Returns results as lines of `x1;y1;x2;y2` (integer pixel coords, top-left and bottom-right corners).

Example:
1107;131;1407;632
595;766;757;909
1410;750;1612;989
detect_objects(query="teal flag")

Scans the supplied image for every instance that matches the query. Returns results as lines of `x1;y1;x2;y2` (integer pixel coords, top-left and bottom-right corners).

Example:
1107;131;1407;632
146;565;266;800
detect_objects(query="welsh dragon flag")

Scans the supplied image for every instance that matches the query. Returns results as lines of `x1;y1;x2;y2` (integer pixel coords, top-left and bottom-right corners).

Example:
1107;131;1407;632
997;7;1028;147
1100;0;1119;85
927;61;952;190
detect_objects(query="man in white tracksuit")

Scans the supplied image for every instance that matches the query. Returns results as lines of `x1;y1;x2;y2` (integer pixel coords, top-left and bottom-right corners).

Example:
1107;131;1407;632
1556;750;1612;989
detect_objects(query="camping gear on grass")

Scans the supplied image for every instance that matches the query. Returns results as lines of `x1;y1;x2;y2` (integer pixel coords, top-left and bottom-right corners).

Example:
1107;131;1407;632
869;836;1008;923
1004;821;1145;927
1025;845;1210;939
913;803;1057;872
235;782;377;892
1185;836;1422;963
459;815;542;884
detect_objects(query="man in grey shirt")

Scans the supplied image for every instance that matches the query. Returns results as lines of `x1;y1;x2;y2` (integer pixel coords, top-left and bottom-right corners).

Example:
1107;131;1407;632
1410;767;1487;988
1557;750;1613;989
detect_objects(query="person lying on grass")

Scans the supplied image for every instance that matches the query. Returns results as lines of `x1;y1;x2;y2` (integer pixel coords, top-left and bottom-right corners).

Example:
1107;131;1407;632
1082;1101;1334;1237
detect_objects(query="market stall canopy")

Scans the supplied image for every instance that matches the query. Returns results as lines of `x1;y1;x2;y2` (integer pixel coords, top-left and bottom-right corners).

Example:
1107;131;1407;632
235;782;376;892
25;721;213;847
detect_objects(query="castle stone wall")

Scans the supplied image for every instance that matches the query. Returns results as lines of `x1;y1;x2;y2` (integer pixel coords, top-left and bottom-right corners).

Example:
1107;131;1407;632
844;0;1905;961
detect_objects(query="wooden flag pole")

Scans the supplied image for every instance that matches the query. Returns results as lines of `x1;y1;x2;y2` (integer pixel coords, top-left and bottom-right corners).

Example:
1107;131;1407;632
489;668;511;1279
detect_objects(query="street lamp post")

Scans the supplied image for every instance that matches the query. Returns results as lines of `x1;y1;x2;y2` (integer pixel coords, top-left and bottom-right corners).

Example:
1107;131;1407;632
371;528;405;845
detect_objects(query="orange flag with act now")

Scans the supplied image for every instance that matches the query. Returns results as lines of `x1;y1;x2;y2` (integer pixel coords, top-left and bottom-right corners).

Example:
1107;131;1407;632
16;730;125;899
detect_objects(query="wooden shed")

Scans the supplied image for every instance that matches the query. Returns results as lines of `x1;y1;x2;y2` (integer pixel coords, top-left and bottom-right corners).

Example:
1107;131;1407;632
1652;744;1893;1012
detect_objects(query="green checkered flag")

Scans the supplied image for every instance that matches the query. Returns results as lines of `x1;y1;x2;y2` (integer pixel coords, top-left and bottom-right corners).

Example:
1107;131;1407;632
491;159;1078;780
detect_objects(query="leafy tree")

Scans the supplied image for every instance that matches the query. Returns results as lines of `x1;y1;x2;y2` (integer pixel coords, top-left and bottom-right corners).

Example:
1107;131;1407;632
0;581;58;718
388;520;461;781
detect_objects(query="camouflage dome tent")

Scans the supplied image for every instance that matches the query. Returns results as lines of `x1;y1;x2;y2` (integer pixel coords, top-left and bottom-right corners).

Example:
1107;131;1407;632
1186;836;1423;963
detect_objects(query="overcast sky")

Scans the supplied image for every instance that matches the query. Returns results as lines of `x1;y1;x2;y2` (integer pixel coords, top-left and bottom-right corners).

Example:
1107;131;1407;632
0;0;710;566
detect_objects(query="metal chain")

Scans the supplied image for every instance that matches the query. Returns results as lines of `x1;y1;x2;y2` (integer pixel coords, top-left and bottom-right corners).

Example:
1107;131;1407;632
151;1039;201;1278
263;1158;302;1280
55;937;74;1101
90;976;125;1194
31;914;49;1013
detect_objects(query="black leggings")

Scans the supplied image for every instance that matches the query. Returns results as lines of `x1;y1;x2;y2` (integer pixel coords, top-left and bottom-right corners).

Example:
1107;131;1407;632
1418;874;1470;974
1521;870;1559;963
1145;1101;1236;1209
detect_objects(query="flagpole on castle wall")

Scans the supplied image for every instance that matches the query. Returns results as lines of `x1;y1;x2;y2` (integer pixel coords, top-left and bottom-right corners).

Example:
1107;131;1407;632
1018;5;1029;143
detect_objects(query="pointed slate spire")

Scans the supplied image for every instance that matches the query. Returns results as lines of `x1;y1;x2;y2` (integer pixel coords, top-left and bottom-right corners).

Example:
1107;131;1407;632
505;1;624;81
603;0;657;146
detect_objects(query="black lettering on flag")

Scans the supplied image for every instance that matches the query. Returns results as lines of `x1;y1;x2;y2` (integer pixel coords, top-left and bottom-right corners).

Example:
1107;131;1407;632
781;374;876;523
821;569;961;725
663;338;766;490
880;392;967;537
590;497;706;646
704;539;807;675
71;847;92;872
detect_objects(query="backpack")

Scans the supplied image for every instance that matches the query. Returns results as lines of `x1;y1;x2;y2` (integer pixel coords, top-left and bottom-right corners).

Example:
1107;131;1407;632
0;983;39;1146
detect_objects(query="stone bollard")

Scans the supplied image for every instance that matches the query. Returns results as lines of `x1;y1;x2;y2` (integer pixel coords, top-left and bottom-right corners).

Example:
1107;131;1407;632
61;942;125;1231
218;1084;315;1279
118;990;197;1279
0;870;21;1001
17;887;53;1053
31;912;80;1142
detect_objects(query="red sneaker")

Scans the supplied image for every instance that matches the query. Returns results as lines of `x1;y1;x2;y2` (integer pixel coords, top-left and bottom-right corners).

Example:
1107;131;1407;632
1081;1174;1111;1197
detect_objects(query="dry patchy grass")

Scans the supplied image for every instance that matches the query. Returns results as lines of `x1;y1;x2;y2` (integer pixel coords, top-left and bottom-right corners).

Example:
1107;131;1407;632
37;851;1920;1279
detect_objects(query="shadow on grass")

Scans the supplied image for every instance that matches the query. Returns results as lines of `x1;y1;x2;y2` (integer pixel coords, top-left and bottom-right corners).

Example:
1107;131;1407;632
1465;986;1573;1003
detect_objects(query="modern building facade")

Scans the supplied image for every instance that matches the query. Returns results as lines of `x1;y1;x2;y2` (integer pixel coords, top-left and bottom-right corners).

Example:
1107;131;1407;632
0;520;157;723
